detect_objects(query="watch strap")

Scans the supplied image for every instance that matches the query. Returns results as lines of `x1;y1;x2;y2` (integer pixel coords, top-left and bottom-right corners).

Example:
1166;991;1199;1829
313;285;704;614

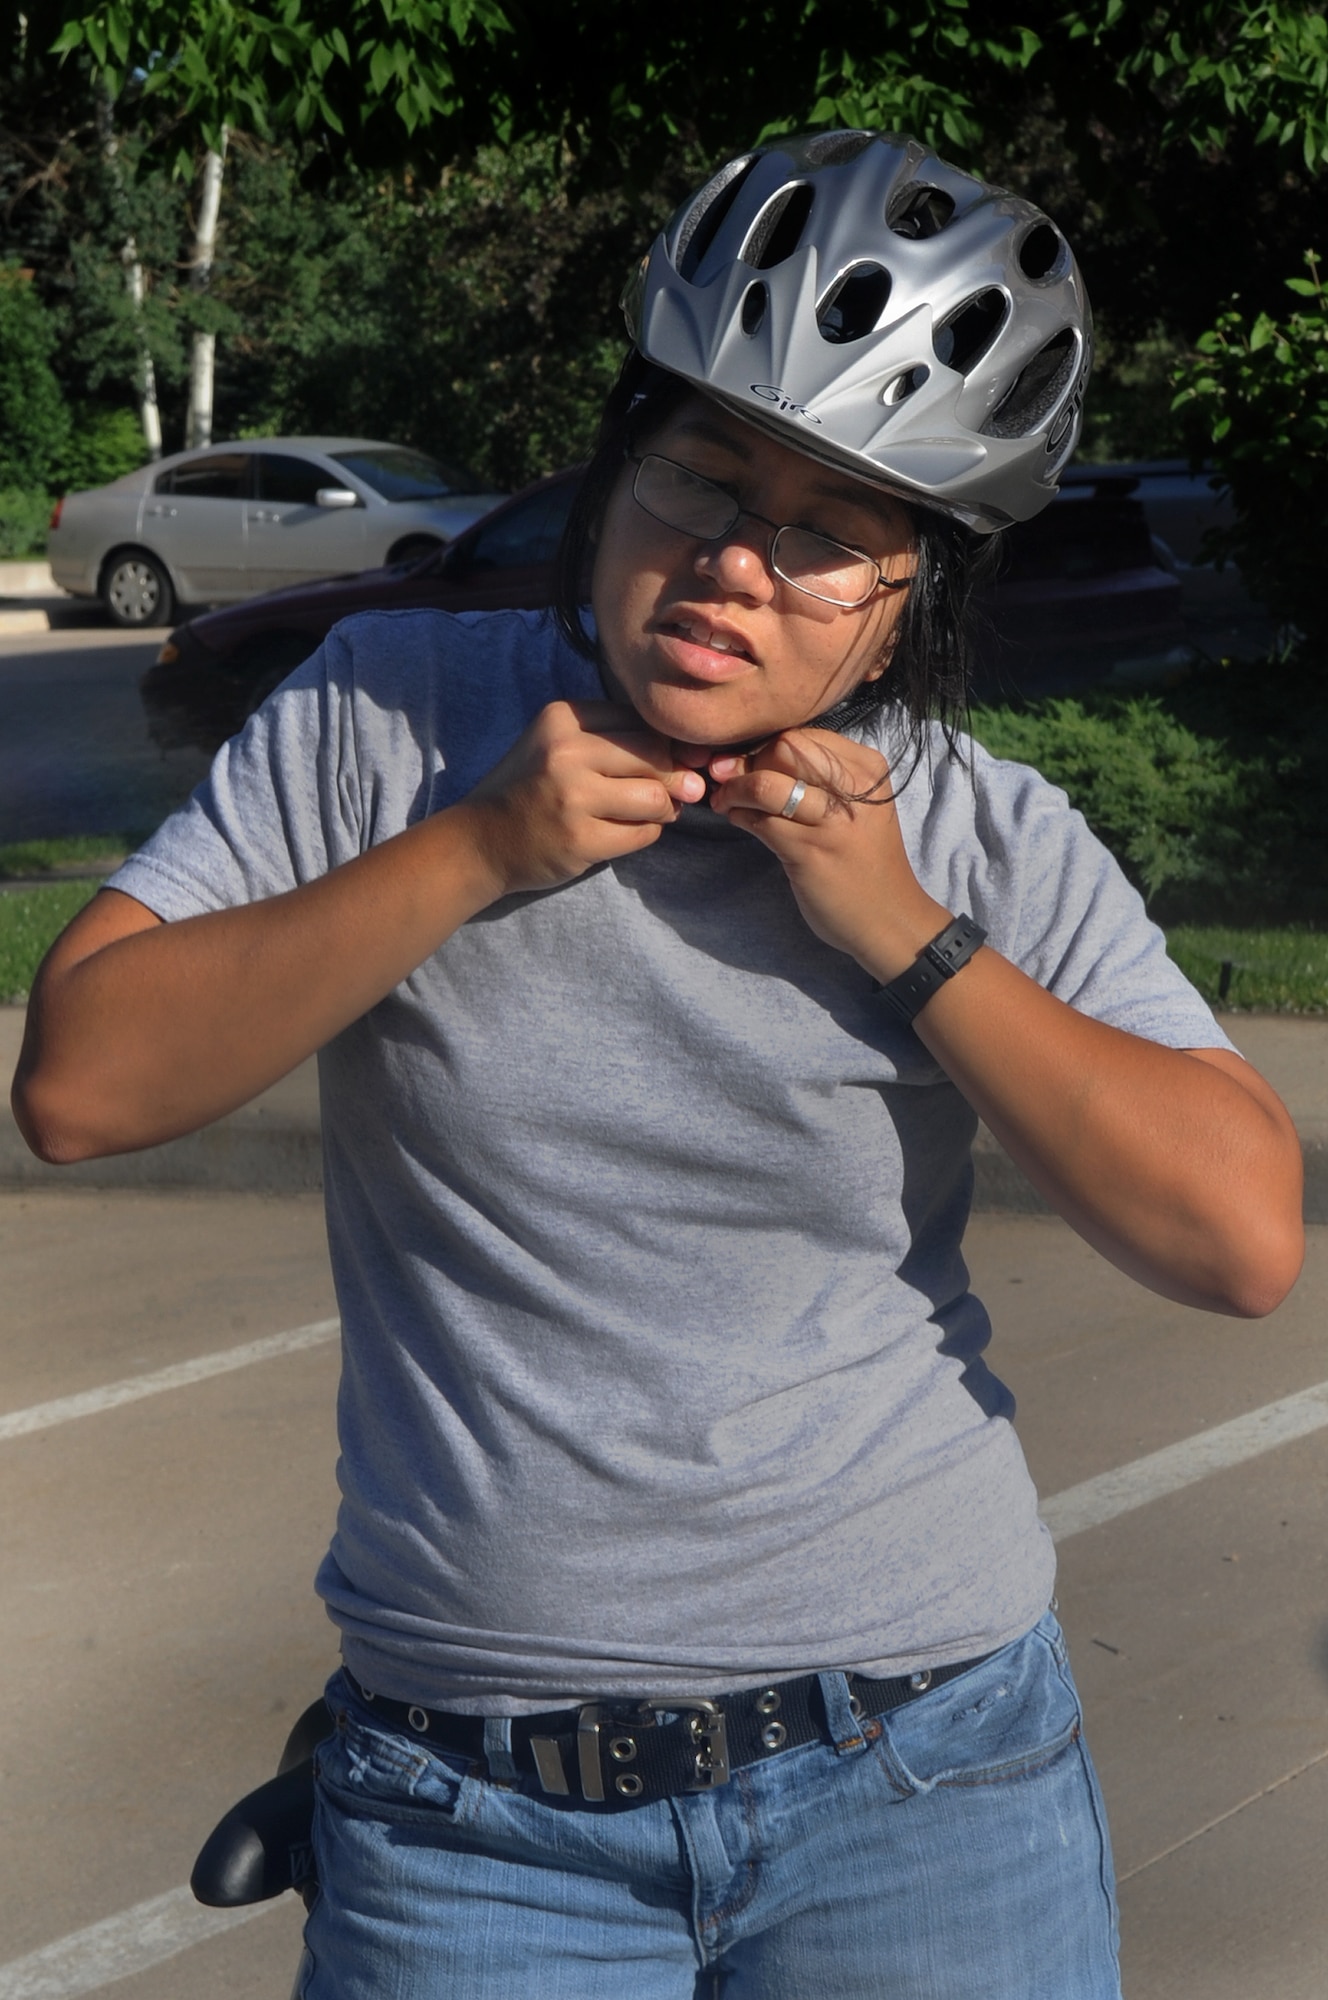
876;915;987;1026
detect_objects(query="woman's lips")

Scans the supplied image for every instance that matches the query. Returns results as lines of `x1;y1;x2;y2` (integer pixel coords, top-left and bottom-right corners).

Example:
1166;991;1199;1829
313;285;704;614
653;616;758;683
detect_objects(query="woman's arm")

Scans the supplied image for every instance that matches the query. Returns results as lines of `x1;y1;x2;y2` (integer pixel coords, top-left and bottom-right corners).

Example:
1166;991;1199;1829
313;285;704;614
12;702;705;1162
708;731;1304;1319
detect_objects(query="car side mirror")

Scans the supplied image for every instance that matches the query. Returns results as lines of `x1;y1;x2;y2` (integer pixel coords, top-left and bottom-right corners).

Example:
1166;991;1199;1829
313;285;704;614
315;487;360;510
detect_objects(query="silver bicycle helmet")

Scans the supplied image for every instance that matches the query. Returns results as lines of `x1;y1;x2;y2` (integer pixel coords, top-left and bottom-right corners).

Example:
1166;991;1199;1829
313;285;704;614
621;130;1092;533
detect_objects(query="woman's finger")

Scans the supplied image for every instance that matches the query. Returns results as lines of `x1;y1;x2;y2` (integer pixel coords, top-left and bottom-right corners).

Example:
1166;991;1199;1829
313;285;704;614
715;765;832;825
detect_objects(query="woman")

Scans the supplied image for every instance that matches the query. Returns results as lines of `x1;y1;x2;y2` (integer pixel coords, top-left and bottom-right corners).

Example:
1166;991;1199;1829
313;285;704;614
14;132;1302;1997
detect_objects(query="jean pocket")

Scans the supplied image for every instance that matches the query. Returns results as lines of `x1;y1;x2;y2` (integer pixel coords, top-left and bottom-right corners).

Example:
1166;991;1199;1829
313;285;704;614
872;1618;1083;1798
314;1705;479;1829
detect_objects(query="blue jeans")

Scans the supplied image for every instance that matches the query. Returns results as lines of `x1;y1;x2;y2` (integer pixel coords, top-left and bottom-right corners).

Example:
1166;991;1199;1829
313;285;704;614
299;1613;1120;1998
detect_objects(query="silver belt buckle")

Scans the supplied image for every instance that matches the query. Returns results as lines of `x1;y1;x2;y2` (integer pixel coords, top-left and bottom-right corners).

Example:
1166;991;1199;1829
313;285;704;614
674;1698;731;1791
573;1697;731;1801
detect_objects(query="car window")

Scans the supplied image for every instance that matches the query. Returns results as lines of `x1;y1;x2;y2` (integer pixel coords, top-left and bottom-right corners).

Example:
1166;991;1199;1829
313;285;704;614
157;453;252;500
257;453;335;505
465;483;576;571
330;447;481;502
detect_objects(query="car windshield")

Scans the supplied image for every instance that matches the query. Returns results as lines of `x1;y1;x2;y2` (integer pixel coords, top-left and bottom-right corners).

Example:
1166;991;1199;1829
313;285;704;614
330;447;482;502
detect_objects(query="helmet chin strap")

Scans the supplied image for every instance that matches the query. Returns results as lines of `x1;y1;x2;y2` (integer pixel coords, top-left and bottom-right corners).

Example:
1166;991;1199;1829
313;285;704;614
808;680;889;735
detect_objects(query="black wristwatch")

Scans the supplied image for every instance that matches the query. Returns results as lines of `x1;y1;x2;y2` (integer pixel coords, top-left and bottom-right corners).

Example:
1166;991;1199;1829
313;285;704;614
876;914;987;1026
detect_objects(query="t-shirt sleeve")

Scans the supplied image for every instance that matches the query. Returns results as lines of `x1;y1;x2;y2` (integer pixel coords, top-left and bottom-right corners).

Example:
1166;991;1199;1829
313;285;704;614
917;736;1235;1054
106;623;382;921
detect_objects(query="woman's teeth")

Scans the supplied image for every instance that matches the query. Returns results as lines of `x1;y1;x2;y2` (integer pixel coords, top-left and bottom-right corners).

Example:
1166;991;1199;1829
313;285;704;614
676;621;750;659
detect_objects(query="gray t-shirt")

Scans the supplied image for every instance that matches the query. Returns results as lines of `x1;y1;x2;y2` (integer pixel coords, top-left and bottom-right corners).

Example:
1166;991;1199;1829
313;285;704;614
110;608;1231;1711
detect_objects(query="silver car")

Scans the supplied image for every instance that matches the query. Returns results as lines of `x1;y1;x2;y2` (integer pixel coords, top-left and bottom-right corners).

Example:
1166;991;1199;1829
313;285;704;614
48;436;507;627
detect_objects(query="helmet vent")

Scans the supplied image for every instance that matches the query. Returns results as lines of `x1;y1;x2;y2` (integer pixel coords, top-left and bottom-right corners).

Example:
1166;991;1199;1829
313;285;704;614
881;364;930;406
983;329;1080;439
887;186;956;241
675;156;759;283
800;129;876;168
1017;223;1066;282
817;263;892;344
741;282;768;336
741;183;815;270
933;289;1008;374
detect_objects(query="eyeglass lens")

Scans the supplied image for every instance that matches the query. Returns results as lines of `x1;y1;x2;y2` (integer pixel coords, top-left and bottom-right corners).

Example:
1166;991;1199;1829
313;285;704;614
631;455;880;608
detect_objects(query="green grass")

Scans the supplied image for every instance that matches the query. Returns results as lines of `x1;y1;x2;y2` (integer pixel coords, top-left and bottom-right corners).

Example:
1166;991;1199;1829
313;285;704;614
0;834;131;880
0;880;101;1002
1;886;1326;1015
1167;927;1328;1013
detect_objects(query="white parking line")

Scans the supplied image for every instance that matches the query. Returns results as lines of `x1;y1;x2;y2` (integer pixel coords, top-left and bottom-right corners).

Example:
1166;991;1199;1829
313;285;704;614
1042;1377;1328;1541
0;1319;340;1442
3;1356;1328;1994
0;1888;276;2000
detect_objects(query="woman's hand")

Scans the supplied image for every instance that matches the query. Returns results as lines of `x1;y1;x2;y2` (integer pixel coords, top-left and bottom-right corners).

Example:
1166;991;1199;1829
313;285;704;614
456;701;705;898
705;729;946;979
707;726;1303;1319
13;702;705;1163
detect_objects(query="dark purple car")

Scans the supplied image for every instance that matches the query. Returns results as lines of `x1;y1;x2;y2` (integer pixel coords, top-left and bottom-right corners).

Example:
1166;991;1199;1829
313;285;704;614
141;466;1182;754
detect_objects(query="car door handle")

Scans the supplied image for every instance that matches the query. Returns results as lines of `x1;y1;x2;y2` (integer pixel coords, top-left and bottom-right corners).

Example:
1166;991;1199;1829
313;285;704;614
146;504;177;518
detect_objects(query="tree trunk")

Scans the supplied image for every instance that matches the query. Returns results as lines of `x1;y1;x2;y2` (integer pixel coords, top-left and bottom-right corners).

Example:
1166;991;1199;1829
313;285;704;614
123;250;163;460
184;137;228;451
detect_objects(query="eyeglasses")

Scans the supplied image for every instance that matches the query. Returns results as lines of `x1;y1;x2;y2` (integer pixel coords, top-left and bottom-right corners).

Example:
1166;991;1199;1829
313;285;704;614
628;452;910;609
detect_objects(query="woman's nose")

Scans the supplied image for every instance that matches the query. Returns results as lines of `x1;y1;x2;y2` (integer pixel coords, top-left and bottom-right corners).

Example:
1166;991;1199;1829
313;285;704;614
691;524;778;601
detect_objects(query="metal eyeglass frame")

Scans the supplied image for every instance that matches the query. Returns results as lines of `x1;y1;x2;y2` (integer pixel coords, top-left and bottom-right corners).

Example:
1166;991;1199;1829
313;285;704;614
627;451;912;609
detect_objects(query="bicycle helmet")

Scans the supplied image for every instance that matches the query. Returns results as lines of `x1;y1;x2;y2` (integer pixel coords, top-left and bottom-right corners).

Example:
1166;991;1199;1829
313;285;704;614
621;130;1091;533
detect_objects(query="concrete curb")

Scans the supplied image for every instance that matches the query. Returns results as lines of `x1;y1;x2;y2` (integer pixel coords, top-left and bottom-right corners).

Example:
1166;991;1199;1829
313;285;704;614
5;1092;1328;1221
0;608;51;636
0;561;56;593
0;1112;323;1195
5;1011;1327;1216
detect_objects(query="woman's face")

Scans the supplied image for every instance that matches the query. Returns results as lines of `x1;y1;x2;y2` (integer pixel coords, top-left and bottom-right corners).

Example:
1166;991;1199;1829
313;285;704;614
590;394;916;748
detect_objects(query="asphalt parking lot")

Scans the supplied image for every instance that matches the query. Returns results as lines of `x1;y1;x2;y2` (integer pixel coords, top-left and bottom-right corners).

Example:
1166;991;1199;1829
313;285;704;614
0;624;211;847
1;1184;1325;2000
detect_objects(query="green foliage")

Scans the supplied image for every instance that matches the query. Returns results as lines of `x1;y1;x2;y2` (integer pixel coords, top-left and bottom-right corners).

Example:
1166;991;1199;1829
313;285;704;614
0;880;98;1003
212;135;701;487
0;487;53;558
59;403;146;490
968;692;1278;911
1093;2;1328;173
1076;321;1190;462
970;645;1328;923
1172;252;1328;643
45;2;1328;182
0;261;72;490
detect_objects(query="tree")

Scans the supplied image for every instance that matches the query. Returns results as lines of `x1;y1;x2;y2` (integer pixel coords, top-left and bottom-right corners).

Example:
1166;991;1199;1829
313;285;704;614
10;2;1327;494
0;259;72;487
1173;251;1328;646
39;2;1328;181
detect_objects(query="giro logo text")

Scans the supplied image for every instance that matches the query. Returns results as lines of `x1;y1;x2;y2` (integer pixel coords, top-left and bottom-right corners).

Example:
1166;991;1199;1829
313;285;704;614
749;385;823;424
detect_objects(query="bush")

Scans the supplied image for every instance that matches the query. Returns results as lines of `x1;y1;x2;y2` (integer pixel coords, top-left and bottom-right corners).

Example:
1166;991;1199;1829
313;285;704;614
1172;252;1328;646
0;487;53;559
59;404;147;492
968;691;1285;913
0;260;71;492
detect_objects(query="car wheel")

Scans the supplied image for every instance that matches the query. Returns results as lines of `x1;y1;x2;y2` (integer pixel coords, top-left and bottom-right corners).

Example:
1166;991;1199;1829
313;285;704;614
102;549;176;628
386;535;445;568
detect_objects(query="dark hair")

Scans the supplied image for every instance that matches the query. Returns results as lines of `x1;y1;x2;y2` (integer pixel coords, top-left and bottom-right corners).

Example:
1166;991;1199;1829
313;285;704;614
554;349;1003;758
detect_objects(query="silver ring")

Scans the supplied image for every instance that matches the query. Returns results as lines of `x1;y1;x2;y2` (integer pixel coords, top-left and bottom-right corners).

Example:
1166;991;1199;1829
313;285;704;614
779;778;807;820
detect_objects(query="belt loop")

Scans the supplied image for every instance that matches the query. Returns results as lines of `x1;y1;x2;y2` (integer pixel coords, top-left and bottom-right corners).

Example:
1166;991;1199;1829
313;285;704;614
817;1671;869;1755
482;1716;519;1782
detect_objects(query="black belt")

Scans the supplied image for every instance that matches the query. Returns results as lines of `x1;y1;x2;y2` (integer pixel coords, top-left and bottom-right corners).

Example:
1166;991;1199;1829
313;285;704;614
344;1654;990;1810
